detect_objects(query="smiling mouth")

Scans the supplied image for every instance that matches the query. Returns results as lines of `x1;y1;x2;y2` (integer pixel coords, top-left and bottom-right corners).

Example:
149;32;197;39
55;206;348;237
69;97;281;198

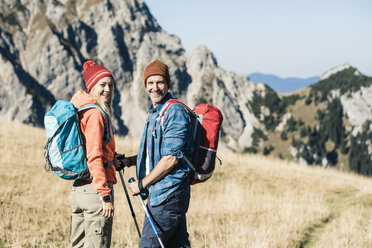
151;91;163;96
101;94;111;101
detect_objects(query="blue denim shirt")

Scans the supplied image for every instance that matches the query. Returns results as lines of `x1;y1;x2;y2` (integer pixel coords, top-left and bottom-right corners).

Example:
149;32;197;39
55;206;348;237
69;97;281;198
136;93;193;206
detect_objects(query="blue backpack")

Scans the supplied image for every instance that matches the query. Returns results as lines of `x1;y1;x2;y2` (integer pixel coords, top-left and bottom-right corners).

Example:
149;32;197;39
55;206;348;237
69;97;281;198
44;100;111;180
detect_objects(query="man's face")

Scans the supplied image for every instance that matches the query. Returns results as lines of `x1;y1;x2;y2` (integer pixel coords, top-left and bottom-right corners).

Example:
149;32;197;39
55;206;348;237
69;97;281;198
146;75;168;107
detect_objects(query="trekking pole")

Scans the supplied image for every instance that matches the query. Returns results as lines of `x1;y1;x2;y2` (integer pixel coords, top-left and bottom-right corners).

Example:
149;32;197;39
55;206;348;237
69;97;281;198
128;177;165;248
118;170;141;238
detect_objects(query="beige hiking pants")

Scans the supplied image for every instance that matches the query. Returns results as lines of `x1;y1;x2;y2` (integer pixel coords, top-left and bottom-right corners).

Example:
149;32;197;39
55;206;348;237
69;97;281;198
70;180;114;248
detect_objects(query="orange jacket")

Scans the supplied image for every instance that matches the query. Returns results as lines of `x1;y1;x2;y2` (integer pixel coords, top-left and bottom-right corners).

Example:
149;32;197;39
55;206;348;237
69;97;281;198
70;90;117;197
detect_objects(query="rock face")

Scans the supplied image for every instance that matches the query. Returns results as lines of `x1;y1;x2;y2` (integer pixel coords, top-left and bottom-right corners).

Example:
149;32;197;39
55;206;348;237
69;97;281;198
337;86;372;134
0;0;268;152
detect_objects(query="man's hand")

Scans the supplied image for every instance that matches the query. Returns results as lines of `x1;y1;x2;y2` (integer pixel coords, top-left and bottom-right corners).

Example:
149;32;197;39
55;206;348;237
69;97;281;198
102;201;114;219
128;155;178;196
128;181;140;196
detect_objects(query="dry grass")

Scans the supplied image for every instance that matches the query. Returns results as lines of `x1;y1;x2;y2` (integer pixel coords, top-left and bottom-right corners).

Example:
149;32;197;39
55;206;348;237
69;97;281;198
1;121;372;247
286;90;325;129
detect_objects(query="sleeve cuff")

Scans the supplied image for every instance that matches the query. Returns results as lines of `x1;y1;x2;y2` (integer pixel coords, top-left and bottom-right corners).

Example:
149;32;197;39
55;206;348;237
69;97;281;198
162;148;184;159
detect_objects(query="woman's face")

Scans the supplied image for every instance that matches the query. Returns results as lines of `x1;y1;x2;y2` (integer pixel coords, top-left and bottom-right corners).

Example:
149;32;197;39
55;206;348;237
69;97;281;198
91;76;114;104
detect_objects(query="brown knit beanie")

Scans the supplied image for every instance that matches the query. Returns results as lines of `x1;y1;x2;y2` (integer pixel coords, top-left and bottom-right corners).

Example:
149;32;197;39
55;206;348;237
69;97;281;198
83;60;113;92
143;60;170;87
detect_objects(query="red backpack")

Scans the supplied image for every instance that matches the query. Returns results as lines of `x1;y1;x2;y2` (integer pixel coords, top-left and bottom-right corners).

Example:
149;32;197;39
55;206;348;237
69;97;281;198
158;100;223;185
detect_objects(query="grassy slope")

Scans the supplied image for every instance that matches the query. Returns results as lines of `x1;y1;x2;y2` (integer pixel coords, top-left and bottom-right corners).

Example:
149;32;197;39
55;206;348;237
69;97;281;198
1;121;372;247
267;87;352;170
267;88;326;160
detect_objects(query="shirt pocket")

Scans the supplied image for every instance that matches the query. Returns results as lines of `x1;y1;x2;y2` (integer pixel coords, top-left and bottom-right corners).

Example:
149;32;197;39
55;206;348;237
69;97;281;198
154;121;163;153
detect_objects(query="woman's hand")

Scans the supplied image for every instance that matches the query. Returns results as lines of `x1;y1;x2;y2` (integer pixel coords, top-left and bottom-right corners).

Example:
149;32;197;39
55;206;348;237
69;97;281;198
102;201;114;219
114;153;137;171
114;153;126;171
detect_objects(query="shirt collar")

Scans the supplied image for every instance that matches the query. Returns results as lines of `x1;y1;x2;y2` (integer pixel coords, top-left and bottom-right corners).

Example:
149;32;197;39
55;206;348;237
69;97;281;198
148;92;173;113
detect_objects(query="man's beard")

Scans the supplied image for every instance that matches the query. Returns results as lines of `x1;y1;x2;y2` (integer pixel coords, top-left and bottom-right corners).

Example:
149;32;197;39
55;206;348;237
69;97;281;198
150;93;166;104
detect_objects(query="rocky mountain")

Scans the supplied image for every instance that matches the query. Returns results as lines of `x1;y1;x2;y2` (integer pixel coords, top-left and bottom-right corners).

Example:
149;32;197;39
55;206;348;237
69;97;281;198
0;0;268;152
249;72;320;93
1;0;371;175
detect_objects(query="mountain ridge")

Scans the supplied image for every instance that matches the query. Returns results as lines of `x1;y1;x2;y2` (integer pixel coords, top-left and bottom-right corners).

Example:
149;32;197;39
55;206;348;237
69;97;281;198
0;0;267;152
0;0;371;175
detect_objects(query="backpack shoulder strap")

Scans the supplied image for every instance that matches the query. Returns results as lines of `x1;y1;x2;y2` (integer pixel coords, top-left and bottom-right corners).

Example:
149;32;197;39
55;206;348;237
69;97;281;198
158;100;198;127
77;104;111;143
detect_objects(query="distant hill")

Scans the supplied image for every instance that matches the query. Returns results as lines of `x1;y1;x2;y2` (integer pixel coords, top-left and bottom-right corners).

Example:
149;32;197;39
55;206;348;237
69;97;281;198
249;64;372;176
249;72;320;93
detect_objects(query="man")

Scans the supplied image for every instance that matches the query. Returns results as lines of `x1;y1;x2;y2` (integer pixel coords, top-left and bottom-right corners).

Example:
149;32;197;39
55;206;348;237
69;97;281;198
124;59;194;247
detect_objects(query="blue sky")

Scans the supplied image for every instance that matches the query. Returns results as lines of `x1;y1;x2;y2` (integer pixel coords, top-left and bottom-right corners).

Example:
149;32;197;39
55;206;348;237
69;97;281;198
144;0;372;78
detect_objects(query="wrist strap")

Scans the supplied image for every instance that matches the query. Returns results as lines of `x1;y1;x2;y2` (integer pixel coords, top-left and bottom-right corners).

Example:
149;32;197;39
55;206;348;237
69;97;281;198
138;180;144;192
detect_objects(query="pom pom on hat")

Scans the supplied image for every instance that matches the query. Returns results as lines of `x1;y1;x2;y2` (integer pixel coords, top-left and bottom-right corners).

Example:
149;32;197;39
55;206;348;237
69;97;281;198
82;60;113;92
83;60;97;71
143;60;170;87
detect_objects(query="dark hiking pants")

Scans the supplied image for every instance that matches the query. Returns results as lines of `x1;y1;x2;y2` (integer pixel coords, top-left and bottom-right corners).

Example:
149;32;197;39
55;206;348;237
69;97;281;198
139;184;191;248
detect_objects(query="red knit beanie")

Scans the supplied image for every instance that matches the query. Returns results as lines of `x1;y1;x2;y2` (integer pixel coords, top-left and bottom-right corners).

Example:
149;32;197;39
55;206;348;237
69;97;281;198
143;60;170;87
83;60;113;92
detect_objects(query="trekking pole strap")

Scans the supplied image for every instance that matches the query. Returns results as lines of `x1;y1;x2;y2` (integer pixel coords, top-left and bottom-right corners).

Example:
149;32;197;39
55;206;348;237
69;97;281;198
103;161;115;168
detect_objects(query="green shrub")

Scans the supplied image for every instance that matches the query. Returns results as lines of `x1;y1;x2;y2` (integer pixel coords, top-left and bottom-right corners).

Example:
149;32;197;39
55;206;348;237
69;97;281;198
252;127;267;146
244;147;258;154
263;145;274;156
280;131;288;140
349;121;372;176
286;117;297;132
281;94;303;106
300;126;307;138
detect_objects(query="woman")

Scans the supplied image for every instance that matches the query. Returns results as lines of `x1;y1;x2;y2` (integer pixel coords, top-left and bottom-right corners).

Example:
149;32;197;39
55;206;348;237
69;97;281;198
69;60;117;247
